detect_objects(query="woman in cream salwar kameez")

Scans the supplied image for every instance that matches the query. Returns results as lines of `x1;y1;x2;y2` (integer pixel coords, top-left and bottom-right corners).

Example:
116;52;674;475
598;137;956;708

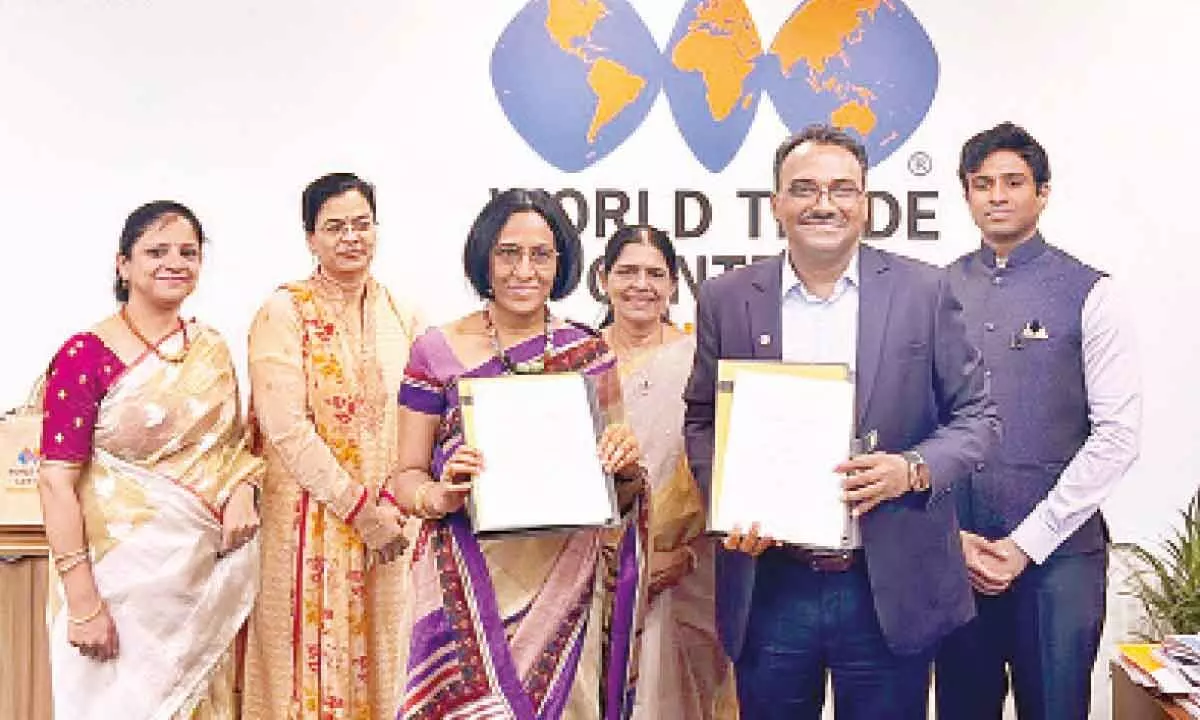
599;226;739;720
242;173;422;719
37;201;262;720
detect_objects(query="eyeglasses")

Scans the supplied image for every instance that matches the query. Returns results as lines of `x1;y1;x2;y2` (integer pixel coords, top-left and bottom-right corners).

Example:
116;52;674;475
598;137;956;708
785;182;863;207
493;245;558;270
317;216;376;237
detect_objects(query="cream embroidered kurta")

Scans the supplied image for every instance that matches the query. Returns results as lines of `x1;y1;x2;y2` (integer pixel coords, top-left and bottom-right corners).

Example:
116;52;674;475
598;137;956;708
242;273;422;720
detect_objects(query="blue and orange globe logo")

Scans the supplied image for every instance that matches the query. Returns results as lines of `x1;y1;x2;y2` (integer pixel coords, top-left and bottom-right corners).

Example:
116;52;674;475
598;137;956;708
491;0;938;173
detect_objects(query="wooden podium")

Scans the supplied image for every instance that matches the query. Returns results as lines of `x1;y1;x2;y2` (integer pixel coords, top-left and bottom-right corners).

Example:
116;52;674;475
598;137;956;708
0;406;52;720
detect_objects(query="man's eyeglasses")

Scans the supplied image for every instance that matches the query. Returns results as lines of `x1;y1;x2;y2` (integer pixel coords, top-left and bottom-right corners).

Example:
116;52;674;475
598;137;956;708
318;217;376;237
493;245;558;270
785;182;863;207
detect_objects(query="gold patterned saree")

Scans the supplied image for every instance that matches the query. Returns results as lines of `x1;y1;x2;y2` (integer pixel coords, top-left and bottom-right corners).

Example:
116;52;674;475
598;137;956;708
49;322;263;720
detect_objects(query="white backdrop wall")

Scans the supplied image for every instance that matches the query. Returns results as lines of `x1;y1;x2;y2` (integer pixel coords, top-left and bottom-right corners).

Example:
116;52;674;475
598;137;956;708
0;0;1196;548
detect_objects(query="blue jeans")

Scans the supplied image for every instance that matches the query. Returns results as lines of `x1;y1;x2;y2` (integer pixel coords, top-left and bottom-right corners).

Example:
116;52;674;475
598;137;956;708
935;548;1107;720
735;549;932;720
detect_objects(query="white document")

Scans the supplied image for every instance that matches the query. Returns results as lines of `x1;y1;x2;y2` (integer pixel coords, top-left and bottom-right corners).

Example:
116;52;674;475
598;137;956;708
711;365;854;548
461;373;617;534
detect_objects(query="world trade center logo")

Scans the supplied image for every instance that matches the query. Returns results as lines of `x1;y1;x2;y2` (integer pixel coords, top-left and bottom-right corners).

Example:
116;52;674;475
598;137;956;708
491;0;939;173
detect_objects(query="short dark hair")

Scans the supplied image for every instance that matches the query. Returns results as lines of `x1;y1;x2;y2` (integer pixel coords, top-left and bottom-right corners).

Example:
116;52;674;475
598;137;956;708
302;172;377;233
958;122;1050;192
114;201;205;302
463;189;583;301
773;124;869;190
599;224;678;327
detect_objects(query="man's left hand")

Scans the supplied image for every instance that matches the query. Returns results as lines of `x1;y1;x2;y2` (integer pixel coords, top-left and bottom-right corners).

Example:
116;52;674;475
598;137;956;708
836;452;911;517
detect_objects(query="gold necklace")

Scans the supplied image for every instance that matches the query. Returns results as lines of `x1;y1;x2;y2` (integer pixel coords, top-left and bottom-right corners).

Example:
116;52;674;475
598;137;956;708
120;305;190;363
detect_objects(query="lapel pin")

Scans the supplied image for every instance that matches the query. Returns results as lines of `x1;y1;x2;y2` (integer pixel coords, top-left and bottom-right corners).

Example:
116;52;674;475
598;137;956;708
758;333;771;346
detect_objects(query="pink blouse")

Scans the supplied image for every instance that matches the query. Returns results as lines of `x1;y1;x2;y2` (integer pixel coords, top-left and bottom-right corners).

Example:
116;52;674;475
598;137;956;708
41;333;125;463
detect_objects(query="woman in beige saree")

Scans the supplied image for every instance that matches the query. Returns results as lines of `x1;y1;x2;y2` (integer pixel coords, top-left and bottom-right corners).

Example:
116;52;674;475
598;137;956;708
243;173;423;719
598;226;738;720
37;201;262;719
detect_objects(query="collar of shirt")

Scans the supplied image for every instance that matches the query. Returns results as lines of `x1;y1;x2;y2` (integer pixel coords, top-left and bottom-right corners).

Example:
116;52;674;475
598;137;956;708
980;231;1048;270
782;249;860;304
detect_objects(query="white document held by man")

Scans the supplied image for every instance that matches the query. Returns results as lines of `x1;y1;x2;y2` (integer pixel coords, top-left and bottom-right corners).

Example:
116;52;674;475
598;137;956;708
711;364;855;548
460;373;617;534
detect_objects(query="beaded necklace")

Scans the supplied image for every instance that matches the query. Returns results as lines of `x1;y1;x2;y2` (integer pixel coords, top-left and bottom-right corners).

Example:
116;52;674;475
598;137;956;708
485;304;552;375
120;305;190;363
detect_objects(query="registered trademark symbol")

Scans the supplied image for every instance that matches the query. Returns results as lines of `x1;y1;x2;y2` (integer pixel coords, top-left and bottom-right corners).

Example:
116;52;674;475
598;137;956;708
908;151;932;177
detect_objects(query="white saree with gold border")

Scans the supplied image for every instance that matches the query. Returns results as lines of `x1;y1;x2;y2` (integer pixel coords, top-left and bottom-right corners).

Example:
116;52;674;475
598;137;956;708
49;323;263;720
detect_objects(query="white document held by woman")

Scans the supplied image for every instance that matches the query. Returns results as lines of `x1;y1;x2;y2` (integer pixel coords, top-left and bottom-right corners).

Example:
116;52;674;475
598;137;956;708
711;366;855;548
460;373;617;534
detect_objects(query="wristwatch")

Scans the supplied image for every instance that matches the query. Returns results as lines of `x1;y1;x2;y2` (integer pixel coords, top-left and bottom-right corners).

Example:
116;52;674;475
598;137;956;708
901;450;930;492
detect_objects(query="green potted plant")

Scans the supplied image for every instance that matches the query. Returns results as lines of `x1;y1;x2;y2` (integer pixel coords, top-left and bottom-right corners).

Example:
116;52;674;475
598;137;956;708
1124;492;1200;639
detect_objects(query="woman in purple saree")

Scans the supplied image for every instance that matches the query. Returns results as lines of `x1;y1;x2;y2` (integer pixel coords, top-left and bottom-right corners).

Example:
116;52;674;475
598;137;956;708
389;189;648;719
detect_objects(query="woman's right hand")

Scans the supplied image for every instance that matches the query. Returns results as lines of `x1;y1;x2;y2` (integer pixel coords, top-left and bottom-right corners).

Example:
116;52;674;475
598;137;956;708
353;502;407;551
648;546;697;601
424;445;484;516
67;600;119;662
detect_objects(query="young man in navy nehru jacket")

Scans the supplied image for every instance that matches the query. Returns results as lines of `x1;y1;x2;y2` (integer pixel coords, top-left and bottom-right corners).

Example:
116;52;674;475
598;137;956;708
935;122;1142;720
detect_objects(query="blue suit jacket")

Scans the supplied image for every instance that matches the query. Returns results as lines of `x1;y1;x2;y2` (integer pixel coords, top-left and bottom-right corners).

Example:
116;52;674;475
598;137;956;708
683;247;1000;658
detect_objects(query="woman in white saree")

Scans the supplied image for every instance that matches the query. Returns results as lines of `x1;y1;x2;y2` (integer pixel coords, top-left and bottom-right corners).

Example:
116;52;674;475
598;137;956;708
36;201;262;719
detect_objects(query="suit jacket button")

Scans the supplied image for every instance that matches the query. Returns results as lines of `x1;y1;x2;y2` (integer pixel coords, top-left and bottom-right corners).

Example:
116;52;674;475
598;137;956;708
975;462;986;472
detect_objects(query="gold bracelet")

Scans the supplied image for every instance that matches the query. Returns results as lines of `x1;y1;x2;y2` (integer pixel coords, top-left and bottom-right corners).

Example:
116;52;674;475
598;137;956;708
54;547;89;567
56;554;91;576
68;598;106;625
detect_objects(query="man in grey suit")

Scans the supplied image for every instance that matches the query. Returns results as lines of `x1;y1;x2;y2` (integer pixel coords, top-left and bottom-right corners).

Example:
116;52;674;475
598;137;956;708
683;124;1000;719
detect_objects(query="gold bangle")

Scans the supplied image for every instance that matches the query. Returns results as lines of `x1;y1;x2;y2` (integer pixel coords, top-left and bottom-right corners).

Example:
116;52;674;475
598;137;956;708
56;554;90;576
54;547;89;566
68;598;106;625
